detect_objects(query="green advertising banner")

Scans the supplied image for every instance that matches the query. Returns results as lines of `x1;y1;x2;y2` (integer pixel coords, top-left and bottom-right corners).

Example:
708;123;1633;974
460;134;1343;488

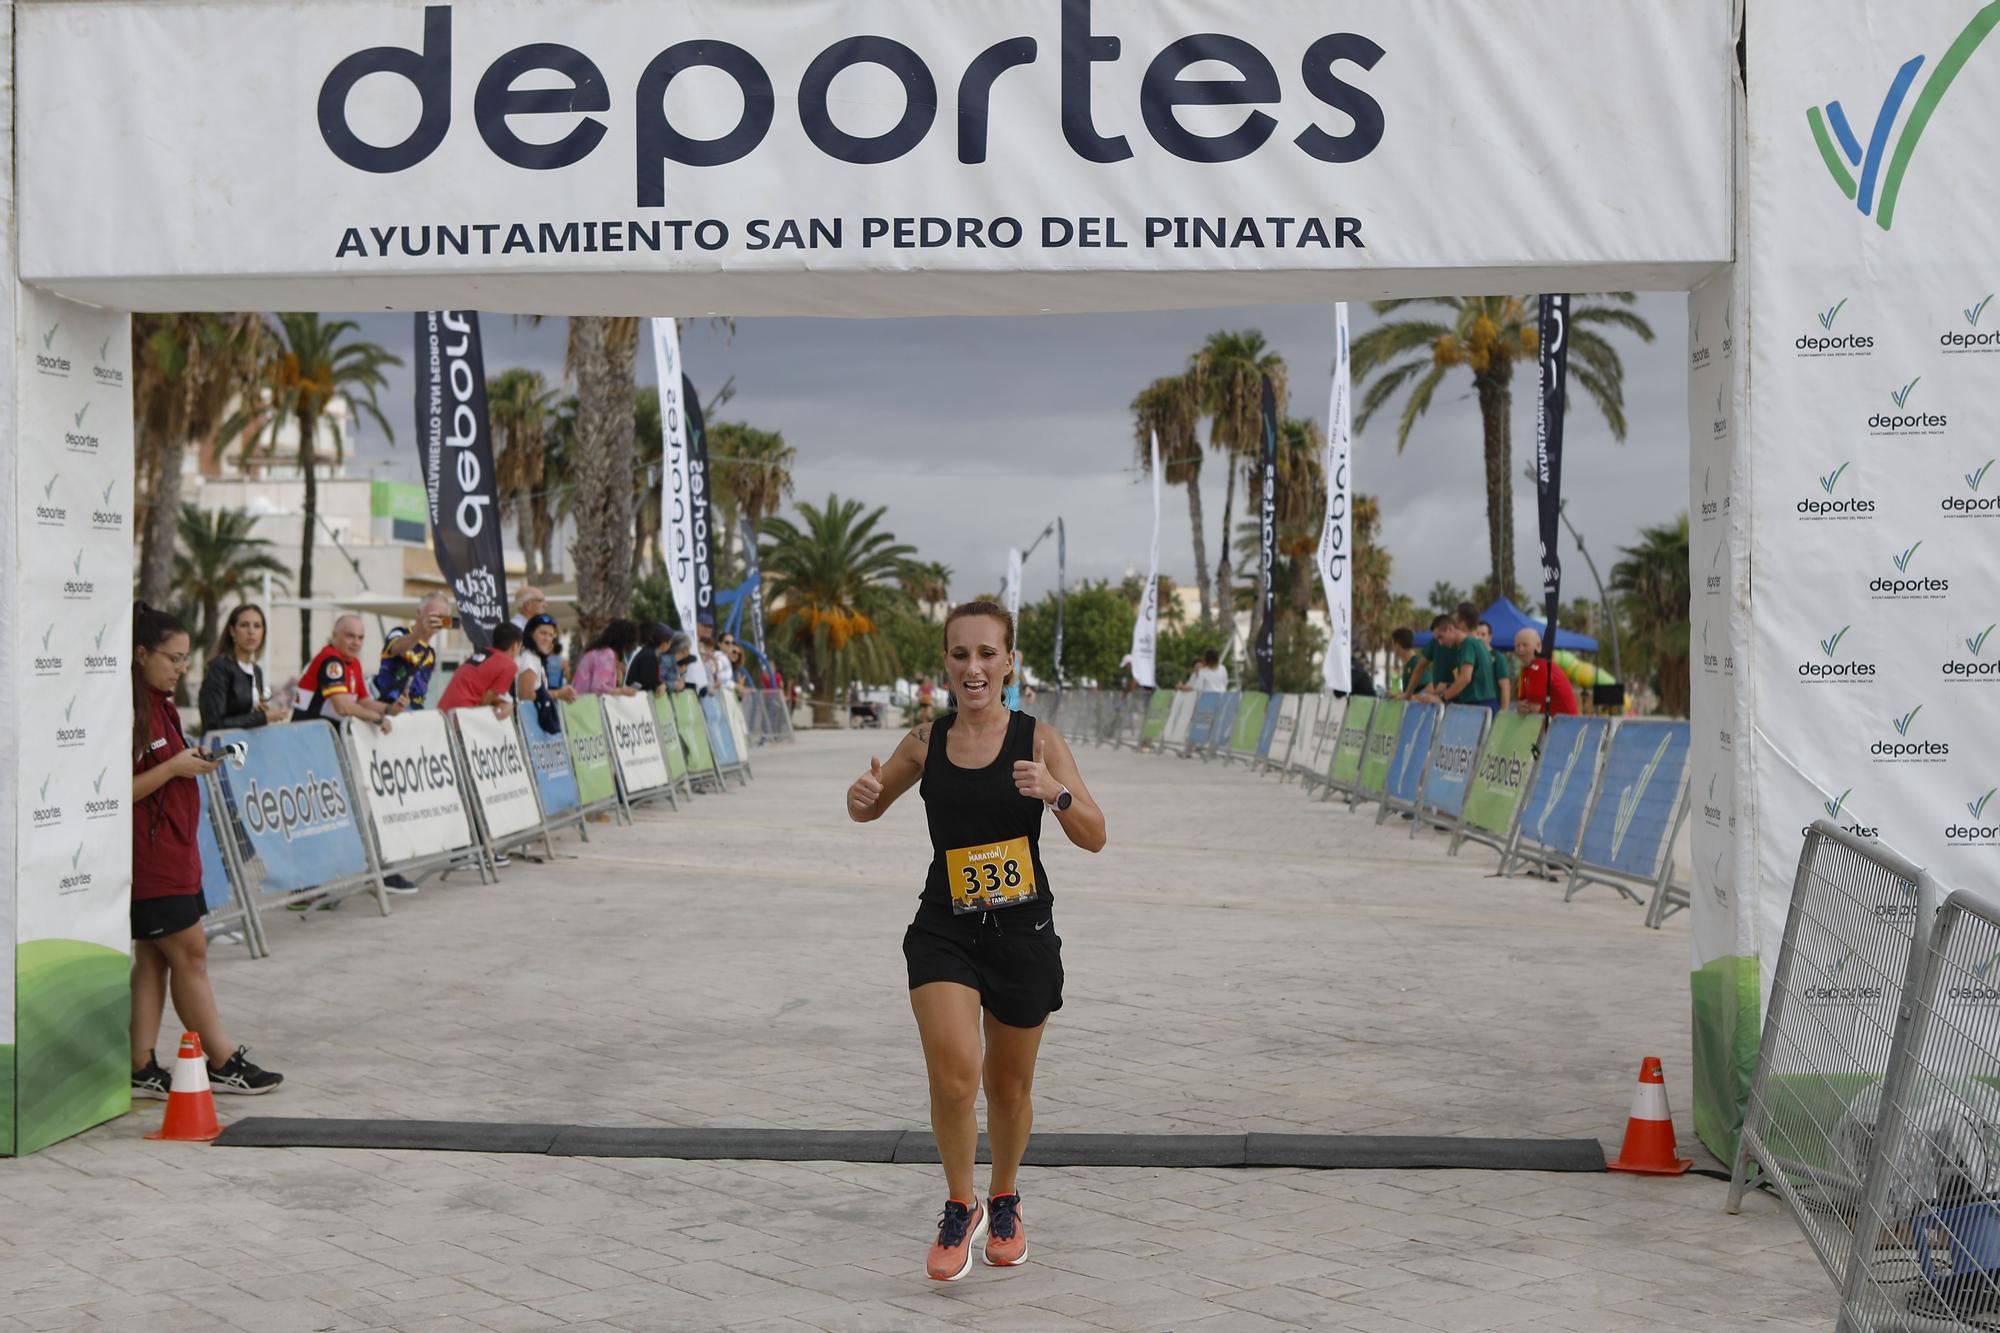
652;693;688;782
1460;713;1540;835
1229;692;1269;753
1139;690;1172;743
562;698;618;807
672;691;717;776
1329;696;1375;786
1357;699;1405;796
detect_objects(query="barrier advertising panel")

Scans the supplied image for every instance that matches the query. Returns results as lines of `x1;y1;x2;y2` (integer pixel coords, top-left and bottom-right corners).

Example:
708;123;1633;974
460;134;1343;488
704;695;742;770
1160;691;1194;750
1208;693;1240;758
1229;692;1270;759
1304;695;1347;783
1186;692;1221;751
1512;714;1608;863
1258;693;1292;763
1329;697;1376;789
652;692;689;783
1357;699;1406;797
1574;719;1692;880
347;711;476;866
1289;694;1324;777
206;723;372;894
196;777;234;916
673;691;717;777
562;698;618;808
1381;702;1439;809
720;689;752;763
1457;712;1541;843
452;706;542;842
602;692;672;796
517;702;580;820
1139;690;1172;746
1419;704;1489;821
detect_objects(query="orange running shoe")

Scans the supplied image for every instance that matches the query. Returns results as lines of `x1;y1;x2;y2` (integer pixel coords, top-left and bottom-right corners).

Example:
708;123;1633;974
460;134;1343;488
926;1197;987;1281
984;1192;1026;1266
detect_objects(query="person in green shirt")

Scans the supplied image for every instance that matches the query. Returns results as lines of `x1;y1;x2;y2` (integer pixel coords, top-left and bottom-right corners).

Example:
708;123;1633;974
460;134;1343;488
1422;613;1499;711
1392;627;1429;698
1477;620;1515;710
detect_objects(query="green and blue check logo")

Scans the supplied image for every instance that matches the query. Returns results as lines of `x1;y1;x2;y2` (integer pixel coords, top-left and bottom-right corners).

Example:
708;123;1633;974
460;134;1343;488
1968;459;1995;492
1891;377;1922;409
42;473;59;499
1818;298;1848;329
1825;787;1853;820
73;402;89;428
1892;541;1923;573
1820;462;1851;494
92;768;107;794
1809;4;2000;230
1894;705;1923;736
1971;788;1998;820
97;335;111;361
41;321;59;350
1971;294;1995;327
1977;951;2000;983
1821;625;1852;658
1970;624;1996;656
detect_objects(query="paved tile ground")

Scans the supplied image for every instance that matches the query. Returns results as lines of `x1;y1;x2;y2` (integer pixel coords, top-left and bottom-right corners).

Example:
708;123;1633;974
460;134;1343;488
2;727;1832;1331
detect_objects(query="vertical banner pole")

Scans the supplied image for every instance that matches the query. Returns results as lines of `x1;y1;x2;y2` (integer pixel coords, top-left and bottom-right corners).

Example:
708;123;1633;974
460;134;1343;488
649;318;708;688
1255;375;1278;694
682;373;715;634
1053;517;1066;688
1318;304;1353;692
1129;434;1162;688
1534;294;1572;719
414;312;508;647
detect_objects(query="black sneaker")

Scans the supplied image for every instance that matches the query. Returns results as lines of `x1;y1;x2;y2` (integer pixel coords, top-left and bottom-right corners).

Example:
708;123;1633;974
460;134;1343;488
383;873;419;895
207;1046;283;1095
132;1057;170;1100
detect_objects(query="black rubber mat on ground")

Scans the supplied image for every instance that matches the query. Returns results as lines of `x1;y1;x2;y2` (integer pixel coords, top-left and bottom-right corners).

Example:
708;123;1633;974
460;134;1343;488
214;1119;1606;1171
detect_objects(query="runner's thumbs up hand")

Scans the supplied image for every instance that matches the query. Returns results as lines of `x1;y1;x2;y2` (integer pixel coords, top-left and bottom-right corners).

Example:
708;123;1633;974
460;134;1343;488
848;755;884;819
1014;737;1054;801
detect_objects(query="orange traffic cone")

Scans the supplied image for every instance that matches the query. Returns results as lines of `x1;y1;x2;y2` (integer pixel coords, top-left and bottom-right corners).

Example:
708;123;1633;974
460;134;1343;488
145;1032;221;1142
1607;1056;1692;1174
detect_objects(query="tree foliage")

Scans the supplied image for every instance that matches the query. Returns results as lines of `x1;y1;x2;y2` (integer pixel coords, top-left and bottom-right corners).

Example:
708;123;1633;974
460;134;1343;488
1610;514;1691;717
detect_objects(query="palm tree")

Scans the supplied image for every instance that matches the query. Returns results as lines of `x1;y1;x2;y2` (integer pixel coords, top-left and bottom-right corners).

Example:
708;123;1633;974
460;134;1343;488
631;385;663;576
1130;373;1211;627
711;421;798;623
541;394;579;578
1350;295;1654;597
564;317;642;639
487;367;557;582
173;504;290;656
240;314;399;649
760;495;917;725
1610;514;1691;717
1190;330;1287;624
900;559;954;620
133;314;266;606
1274;417;1324;620
1351;494;1397;656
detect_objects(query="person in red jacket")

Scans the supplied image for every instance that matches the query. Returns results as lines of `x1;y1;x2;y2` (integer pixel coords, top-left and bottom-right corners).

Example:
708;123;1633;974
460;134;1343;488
1512;628;1580;716
439;622;523;714
130;603;283;1099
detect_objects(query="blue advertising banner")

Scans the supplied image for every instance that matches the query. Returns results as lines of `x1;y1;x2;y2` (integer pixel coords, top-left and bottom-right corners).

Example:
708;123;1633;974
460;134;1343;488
1576;721;1691;878
1209;693;1239;752
196;778;234;915
1255;695;1283;759
517;703;580;819
703;696;739;767
1517;715;1610;855
1385;704;1439;805
1187;692;1221;748
1421;705;1489;819
207;724;371;894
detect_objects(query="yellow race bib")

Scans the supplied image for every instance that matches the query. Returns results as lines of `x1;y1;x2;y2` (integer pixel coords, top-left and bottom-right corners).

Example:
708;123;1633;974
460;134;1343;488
945;836;1040;914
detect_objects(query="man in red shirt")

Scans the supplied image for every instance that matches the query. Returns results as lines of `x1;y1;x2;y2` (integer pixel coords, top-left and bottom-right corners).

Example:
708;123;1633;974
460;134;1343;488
292;614;395;731
1512;628;1580;716
439;622;522;715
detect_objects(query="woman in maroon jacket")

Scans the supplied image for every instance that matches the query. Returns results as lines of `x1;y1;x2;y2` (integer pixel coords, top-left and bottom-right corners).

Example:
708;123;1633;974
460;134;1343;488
129;603;282;1099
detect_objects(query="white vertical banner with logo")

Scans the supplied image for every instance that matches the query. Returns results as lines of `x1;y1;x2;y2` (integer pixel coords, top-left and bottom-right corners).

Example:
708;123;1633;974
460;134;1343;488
1003;548;1023;623
8;287;133;1156
649;317;707;689
1318;304;1353;690
1713;0;2000;1158
1128;433;1162;689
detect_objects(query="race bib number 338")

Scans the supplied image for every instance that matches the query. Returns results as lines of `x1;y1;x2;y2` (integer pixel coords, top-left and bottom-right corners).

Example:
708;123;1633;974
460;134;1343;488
946;836;1039;915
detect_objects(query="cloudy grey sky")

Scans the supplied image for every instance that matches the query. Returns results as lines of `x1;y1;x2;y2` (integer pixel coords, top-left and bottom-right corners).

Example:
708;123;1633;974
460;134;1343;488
340;294;1689;606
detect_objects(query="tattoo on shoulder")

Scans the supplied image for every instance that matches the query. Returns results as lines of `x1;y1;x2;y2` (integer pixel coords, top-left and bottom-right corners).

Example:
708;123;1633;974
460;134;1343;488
912;723;931;746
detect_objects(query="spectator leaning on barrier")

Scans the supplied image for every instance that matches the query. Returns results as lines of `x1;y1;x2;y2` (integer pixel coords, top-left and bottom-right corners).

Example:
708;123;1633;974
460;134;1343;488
373;592;448;712
516;612;577;730
440;622;522;716
1392;627;1425;699
662;630;692;693
574;618;642;696
293;614;395;732
626;622;673;693
198;603;288;733
1185;648;1228;693
1476;621;1515;711
508;585;547;631
130;602;284;1100
1421;613;1497;712
1513;628;1580;716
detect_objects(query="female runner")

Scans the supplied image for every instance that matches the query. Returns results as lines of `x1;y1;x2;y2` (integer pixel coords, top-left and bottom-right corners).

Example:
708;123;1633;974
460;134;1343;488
845;600;1105;1281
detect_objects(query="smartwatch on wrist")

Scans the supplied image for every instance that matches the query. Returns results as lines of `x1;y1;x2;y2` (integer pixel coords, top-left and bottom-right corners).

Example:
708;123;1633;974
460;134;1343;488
1048;786;1073;813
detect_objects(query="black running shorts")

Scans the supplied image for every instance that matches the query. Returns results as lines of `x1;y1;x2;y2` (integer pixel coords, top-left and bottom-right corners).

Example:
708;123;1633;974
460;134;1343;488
132;892;206;941
903;918;1064;1029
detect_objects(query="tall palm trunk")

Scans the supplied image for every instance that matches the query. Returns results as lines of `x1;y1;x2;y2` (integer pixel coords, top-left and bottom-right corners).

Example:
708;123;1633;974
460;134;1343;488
516;501;538;582
1185;467;1213;628
1475;372;1515;599
569;317;638;638
137;430;185;607
297;407;318;651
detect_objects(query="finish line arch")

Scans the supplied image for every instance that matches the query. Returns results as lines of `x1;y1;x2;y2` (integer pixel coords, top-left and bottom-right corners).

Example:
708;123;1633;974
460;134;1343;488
7;0;1984;1170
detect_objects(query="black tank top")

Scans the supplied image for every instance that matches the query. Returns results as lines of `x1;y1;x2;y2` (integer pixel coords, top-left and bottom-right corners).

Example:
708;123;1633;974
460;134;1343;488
915;710;1051;927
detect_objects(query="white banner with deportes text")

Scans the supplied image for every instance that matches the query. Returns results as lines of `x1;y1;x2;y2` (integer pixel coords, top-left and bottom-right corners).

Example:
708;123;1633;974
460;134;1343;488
346;712;476;866
602;692;672;795
1318;303;1352;689
451;706;541;842
18;0;1730;315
